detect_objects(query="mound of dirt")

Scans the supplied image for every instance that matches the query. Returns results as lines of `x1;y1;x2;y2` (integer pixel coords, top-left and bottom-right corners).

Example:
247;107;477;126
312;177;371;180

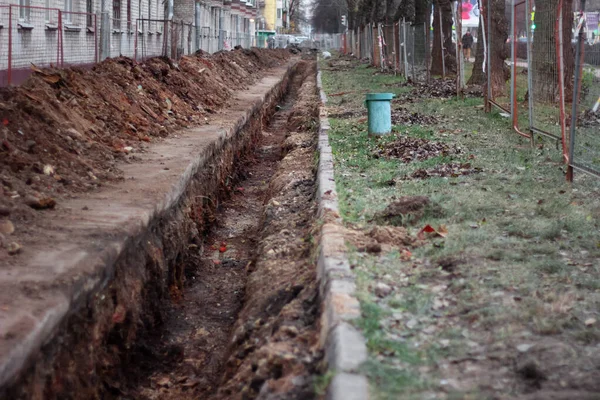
373;196;435;226
407;162;483;180
345;224;415;254
372;136;460;163
0;49;290;233
391;107;441;126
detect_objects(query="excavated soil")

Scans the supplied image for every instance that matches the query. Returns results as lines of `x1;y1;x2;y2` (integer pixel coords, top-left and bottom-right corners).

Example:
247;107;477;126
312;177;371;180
106;60;322;400
0;49;291;259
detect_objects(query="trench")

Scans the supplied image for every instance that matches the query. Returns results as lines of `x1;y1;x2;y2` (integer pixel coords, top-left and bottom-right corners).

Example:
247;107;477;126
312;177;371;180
106;60;320;400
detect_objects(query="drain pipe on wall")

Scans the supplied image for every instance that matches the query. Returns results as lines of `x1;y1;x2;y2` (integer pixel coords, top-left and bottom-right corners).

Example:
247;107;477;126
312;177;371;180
100;0;110;61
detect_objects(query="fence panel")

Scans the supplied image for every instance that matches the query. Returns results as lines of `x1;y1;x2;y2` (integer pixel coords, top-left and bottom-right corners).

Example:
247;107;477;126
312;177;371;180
509;0;532;138
134;19;167;61
569;2;600;179
404;22;428;82
6;5;61;85
61;11;98;67
528;2;565;144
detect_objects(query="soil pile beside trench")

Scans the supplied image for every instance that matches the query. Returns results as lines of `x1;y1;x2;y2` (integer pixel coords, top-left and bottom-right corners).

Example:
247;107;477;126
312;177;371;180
0;49;291;258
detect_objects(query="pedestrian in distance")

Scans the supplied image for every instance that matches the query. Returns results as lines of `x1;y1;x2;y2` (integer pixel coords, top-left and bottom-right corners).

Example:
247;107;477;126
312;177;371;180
462;29;474;62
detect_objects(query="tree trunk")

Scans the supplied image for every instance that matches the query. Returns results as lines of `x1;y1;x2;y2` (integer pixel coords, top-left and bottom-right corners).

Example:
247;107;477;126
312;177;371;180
431;0;455;76
466;0;508;95
489;0;509;97
468;16;485;85
532;0;573;102
562;0;575;102
414;0;430;25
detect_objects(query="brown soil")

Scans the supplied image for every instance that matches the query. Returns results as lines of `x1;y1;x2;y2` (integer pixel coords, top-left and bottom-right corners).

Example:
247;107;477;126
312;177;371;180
344;225;415;254
372;136;461;163
106;60;321;400
0;49;291;260
373;195;444;227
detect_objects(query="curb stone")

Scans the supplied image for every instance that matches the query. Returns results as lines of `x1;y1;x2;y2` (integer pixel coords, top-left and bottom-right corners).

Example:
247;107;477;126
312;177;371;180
316;66;370;399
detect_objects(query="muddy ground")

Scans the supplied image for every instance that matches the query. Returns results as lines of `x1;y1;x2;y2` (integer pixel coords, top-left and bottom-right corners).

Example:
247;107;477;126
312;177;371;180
96;60;323;400
0;49;291;259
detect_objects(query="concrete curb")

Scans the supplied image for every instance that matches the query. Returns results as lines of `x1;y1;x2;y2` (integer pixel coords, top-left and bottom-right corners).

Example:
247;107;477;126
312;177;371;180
316;67;370;400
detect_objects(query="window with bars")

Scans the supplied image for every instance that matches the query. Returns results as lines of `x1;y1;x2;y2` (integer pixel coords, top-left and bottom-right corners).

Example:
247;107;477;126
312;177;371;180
126;0;131;31
19;0;31;22
113;0;121;29
86;0;93;27
64;0;73;23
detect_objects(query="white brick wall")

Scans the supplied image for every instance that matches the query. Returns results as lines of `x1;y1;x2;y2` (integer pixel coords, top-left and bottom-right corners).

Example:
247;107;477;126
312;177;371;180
0;0;256;82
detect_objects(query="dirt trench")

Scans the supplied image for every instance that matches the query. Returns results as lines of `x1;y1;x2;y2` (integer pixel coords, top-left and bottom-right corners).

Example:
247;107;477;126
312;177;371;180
103;60;322;400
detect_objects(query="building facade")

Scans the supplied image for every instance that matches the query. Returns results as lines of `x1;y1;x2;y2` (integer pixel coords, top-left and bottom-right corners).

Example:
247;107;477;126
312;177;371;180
0;0;258;85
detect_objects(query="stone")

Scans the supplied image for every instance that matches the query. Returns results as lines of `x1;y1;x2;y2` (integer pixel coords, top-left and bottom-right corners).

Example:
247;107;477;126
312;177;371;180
66;127;83;139
7;242;21;255
24;195;56;210
0;220;14;235
327;373;368;400
374;282;392;298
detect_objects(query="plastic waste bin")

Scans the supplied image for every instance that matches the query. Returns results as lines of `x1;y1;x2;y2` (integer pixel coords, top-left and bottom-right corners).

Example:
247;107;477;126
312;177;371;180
365;93;395;135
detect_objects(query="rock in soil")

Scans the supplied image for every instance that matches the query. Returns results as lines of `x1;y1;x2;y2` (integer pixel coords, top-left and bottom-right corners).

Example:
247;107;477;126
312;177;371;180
375;282;393;298
6;242;21;255
0;219;14;235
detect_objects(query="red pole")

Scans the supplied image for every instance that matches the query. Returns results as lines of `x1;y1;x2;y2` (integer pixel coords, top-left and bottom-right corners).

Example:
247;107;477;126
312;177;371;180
8;4;12;85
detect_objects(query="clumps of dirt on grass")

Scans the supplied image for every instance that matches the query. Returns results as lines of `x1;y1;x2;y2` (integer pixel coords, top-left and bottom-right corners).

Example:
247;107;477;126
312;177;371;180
372;136;461;163
373;196;444;226
391;107;441;126
344;225;415;254
325;55;361;71
405;162;482;180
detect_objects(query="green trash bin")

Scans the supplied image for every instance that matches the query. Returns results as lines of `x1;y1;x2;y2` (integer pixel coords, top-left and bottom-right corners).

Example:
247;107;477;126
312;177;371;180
365;93;395;135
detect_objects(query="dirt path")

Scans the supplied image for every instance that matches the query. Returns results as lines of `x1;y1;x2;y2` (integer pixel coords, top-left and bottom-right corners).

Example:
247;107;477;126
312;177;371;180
110;60;320;400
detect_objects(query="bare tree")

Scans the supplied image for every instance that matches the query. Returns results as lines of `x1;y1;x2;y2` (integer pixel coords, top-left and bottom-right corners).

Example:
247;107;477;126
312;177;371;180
431;0;455;75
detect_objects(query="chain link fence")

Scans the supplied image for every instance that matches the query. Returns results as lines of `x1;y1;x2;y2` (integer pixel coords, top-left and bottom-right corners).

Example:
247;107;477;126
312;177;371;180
569;1;600;179
528;2;565;146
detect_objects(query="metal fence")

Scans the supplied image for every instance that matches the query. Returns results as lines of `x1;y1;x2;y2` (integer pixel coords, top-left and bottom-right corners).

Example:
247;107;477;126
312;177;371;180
568;1;600;179
1;5;98;86
400;22;429;83
528;0;567;151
